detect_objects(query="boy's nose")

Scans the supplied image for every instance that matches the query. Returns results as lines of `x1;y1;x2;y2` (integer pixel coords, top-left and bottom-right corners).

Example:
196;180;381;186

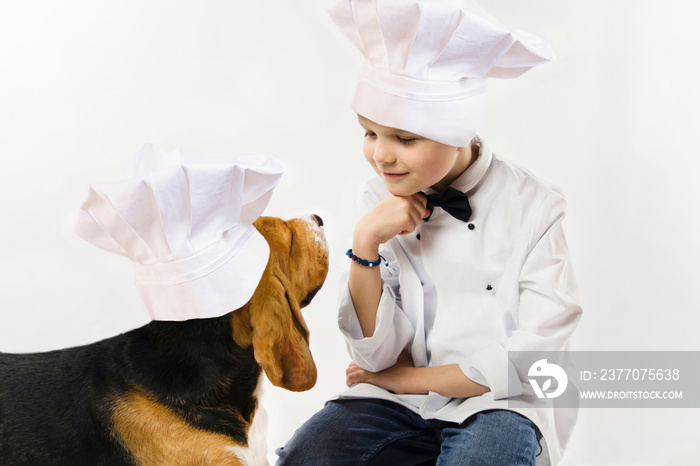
373;140;396;164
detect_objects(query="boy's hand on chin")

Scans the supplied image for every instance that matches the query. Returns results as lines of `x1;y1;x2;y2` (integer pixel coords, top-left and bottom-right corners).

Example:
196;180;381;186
354;193;429;248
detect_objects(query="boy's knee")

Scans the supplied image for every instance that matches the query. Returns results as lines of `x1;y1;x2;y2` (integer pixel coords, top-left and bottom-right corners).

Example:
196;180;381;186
274;426;323;465
275;437;322;465
274;445;293;466
273;402;347;465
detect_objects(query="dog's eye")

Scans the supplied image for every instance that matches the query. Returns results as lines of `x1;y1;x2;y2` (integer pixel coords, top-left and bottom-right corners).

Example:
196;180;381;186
300;286;321;308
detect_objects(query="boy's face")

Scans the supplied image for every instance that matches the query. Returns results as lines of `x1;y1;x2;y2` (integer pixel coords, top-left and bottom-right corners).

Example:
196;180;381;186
358;115;473;197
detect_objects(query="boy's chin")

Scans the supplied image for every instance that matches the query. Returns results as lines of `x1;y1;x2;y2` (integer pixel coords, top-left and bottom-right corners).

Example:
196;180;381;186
384;185;421;197
379;179;425;198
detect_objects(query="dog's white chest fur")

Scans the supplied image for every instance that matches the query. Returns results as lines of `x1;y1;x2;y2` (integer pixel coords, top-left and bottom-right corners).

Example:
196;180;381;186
227;381;269;466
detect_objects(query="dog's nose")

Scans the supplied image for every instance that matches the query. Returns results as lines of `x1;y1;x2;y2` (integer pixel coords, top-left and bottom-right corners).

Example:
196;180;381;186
312;214;324;227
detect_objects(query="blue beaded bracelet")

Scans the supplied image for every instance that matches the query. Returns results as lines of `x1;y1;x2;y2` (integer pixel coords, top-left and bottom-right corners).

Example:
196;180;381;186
346;249;387;268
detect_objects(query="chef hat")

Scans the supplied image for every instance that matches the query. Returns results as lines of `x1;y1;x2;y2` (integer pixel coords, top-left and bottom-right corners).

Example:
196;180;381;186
75;144;284;322
329;0;555;147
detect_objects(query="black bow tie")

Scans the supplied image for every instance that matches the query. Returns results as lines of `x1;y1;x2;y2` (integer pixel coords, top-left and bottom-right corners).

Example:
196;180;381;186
420;187;472;223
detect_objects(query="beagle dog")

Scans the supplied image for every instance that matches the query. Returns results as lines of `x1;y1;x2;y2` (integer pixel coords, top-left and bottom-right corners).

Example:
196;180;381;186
0;214;328;466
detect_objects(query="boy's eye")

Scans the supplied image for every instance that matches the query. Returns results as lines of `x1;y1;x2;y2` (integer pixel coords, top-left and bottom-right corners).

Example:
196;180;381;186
396;136;415;145
364;131;376;138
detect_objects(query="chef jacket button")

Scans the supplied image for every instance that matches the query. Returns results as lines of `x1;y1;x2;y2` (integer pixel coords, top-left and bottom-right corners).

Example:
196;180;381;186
486;284;493;291
416;234;421;240
468;223;475;230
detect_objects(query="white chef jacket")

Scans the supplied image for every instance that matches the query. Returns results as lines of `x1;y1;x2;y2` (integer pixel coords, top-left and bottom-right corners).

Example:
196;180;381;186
337;139;582;465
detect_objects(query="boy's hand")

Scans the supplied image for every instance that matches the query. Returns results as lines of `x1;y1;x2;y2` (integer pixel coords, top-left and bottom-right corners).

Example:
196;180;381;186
345;351;416;394
354;193;429;249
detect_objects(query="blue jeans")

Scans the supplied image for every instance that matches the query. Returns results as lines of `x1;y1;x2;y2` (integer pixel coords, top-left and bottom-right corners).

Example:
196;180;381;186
276;399;542;466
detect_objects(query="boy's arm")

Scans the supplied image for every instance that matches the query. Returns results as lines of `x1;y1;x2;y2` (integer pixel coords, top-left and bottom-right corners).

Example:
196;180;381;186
347;234;383;337
346;353;490;398
348;193;428;337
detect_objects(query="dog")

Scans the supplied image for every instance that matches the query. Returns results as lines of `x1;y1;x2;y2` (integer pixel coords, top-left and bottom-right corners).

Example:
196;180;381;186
0;214;328;465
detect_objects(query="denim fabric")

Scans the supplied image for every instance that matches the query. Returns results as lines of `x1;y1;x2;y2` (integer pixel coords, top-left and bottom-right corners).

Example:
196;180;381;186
276;399;541;466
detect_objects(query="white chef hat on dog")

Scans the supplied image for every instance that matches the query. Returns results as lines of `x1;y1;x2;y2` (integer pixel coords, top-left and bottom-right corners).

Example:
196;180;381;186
329;0;555;147
75;144;284;321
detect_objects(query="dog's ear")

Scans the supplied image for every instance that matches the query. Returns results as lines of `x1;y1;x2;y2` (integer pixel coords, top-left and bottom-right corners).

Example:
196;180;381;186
248;263;317;392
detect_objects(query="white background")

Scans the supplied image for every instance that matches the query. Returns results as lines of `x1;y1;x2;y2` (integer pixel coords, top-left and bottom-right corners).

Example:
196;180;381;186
1;1;699;464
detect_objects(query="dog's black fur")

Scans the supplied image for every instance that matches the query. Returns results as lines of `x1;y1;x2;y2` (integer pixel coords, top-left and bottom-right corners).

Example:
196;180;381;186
0;316;260;465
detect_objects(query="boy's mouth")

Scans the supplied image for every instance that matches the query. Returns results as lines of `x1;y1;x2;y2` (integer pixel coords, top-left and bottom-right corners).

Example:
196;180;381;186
382;172;408;179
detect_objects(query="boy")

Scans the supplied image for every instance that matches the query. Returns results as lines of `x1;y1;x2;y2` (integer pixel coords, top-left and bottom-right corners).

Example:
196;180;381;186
277;1;581;464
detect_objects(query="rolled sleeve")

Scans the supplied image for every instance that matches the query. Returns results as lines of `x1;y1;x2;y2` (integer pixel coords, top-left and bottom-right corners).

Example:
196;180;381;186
460;344;523;399
338;279;414;373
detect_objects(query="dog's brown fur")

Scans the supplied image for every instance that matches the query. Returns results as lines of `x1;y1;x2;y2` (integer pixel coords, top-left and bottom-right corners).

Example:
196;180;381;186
110;388;247;466
0;215;329;466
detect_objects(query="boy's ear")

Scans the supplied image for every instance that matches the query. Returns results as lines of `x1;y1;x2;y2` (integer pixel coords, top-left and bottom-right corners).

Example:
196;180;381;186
248;264;317;392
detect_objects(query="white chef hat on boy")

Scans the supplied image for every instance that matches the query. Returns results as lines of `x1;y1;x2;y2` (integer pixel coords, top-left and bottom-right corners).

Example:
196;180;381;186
75;144;284;322
329;0;555;147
